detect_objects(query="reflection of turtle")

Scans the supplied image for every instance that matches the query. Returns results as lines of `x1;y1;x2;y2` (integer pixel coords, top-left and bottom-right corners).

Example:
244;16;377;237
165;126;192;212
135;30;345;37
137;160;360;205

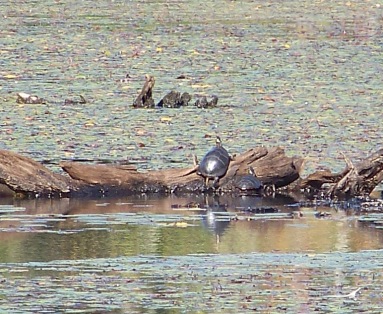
197;136;230;188
235;167;263;194
202;195;230;237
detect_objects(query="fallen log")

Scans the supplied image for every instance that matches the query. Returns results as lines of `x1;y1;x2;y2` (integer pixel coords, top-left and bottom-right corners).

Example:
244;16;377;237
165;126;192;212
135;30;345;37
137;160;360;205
0;146;301;198
0;150;73;197
59;146;302;194
0;147;382;199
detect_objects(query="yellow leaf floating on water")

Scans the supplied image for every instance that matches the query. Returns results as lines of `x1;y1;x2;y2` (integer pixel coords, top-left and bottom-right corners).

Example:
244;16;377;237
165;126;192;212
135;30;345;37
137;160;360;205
191;83;211;89
3;74;18;79
284;43;290;49
164;138;175;144
84;120;96;127
160;221;188;227
160;116;172;123
174;221;188;228
156;47;163;53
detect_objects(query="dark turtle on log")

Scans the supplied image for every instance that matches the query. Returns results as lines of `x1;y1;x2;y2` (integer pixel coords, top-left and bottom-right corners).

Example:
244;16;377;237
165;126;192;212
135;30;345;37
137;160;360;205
235;166;263;195
197;136;230;188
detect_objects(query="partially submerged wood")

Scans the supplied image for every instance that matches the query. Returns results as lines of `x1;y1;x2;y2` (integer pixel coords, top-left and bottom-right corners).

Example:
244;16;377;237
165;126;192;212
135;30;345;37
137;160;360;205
132;75;156;108
299;149;383;197
0;147;382;199
60;162;168;194
0;150;72;196
194;95;219;108
60;146;302;193
64;95;87;105
16;92;46;104
0;146;301;198
132;75;218;109
157;91;192;108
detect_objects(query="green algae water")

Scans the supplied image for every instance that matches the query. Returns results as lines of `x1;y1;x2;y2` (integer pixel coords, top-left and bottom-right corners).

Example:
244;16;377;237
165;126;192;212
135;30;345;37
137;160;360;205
1;0;383;312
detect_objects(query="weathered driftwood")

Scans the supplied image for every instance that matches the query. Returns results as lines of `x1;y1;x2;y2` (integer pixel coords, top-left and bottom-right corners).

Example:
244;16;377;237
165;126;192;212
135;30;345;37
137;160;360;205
0;146;382;199
0;150;72;197
132;75;218;109
0;146;301;198
16;92;46;104
59;146;302;194
299;149;383;197
132;75;156;108
194;95;219;108
157;91;192;108
64;95;87;105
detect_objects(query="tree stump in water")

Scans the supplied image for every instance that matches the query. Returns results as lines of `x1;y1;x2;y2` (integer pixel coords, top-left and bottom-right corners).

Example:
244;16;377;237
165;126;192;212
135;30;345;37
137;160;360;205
132;75;156;108
156;91;192;108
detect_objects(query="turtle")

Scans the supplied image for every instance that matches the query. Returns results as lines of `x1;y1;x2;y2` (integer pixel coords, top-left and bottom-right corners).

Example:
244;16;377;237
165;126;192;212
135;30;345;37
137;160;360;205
235;166;263;194
197;136;230;188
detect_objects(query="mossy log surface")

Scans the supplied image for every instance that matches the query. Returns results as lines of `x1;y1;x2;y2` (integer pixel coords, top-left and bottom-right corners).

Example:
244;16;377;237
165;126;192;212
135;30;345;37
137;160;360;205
0;146;382;199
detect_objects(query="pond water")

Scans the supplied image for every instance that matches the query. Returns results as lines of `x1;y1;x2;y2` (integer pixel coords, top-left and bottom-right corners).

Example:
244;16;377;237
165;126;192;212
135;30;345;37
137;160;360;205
1;0;383;175
1;194;383;263
1;0;383;312
0;195;382;312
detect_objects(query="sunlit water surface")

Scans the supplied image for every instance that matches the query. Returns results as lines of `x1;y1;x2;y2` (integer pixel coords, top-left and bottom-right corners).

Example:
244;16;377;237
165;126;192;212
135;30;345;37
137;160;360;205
1;0;383;312
0;195;383;313
0;195;382;264
0;196;383;262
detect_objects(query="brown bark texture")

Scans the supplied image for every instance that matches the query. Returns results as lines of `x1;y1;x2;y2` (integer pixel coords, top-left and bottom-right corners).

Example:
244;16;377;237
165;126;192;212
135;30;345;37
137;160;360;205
0;146;382;199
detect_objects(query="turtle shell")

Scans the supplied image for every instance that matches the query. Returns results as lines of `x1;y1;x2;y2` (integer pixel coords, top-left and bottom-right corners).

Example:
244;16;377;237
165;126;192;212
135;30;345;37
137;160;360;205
236;174;262;191
198;145;230;179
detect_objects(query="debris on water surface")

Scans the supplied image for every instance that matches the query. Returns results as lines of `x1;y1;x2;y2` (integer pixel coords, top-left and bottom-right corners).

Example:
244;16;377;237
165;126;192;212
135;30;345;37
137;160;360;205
0;253;382;313
64;95;87;105
323;287;363;300
314;211;332;218
16;92;45;104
